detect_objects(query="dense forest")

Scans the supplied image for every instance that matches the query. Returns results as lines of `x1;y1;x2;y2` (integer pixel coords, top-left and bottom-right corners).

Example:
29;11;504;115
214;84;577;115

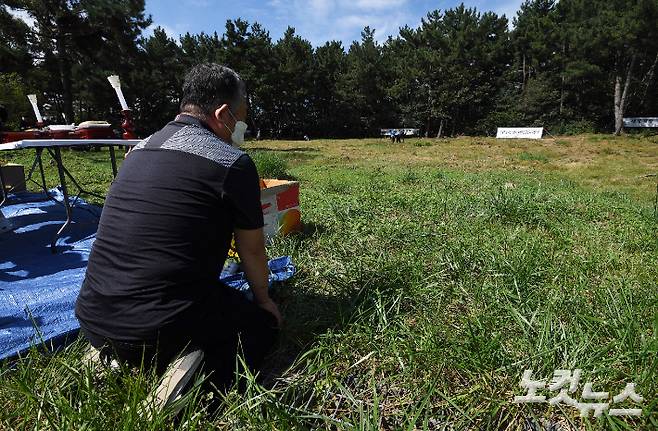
1;0;658;138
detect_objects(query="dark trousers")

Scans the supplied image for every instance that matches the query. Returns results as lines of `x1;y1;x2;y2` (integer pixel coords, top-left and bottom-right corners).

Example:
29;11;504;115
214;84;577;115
82;284;279;391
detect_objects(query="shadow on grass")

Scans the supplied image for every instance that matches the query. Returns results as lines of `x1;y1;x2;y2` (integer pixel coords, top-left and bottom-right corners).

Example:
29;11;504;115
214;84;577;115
293;222;327;240
259;221;346;386
263;271;408;390
261;288;348;386
262;231;410;388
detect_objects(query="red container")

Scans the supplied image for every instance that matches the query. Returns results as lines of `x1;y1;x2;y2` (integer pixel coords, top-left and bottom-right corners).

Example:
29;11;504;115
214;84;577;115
0;130;42;144
47;130;73;139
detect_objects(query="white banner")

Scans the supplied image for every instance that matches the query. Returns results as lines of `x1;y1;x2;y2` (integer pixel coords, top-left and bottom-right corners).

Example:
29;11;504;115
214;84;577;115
496;128;544;139
623;117;658;128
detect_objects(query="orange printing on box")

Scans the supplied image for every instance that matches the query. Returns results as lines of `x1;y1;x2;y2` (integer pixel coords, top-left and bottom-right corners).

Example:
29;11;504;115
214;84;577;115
260;179;302;239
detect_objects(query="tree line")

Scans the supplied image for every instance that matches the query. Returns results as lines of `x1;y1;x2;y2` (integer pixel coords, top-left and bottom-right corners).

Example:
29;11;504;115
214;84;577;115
1;0;657;138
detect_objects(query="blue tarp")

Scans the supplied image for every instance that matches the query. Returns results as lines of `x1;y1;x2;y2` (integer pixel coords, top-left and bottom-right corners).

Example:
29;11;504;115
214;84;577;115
221;256;296;301
0;190;295;360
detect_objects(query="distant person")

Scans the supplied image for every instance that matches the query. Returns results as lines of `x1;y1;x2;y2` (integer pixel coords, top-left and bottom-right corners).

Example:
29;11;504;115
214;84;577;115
75;63;281;390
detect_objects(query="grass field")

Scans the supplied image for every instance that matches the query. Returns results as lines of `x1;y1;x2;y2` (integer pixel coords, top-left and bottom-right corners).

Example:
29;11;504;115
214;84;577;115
1;134;657;430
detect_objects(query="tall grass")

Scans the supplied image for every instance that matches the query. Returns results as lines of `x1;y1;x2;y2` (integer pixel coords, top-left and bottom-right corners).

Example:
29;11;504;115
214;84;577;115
1;140;656;429
250;151;290;180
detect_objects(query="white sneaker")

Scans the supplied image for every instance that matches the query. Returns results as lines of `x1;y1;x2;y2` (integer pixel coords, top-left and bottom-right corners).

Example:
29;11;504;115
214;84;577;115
141;349;205;418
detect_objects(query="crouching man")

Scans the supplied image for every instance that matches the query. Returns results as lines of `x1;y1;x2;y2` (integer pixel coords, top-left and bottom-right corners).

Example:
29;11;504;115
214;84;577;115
75;63;281;390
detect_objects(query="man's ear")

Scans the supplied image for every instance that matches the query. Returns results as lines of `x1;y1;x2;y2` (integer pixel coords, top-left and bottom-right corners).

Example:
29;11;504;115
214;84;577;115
214;104;230;123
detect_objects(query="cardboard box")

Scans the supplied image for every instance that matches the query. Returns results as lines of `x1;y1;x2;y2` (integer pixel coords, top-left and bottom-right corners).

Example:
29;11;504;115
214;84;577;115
260;179;301;240
1;163;26;193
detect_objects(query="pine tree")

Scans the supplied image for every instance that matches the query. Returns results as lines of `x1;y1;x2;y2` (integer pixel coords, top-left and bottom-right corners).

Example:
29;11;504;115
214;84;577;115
512;0;563;127
559;0;658;134
0;5;32;74
272;27;315;138
340;27;392;137
223;21;278;138
130;27;184;134
313;41;348;137
3;0;150;122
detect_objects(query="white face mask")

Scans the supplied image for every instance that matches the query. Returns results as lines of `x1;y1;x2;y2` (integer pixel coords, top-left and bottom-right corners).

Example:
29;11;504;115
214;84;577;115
231;120;248;147
226;108;248;147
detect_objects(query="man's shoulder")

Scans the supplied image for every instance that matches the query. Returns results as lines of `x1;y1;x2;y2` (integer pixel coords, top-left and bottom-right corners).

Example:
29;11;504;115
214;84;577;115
154;123;246;168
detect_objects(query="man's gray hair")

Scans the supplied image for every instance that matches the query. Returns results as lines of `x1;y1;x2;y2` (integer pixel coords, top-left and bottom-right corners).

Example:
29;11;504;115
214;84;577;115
179;63;247;116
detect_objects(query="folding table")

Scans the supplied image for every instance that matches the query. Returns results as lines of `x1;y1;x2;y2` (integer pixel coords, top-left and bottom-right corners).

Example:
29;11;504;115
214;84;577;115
0;139;141;251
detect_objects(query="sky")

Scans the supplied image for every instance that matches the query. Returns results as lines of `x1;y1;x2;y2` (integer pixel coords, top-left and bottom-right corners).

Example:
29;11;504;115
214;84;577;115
145;0;524;47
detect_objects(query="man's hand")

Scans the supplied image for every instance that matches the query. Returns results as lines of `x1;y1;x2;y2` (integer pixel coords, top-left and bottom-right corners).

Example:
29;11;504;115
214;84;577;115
235;227;283;327
255;297;282;327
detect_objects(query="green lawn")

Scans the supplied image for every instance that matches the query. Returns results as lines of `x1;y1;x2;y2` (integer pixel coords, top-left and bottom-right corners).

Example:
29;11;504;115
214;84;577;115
1;135;657;430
